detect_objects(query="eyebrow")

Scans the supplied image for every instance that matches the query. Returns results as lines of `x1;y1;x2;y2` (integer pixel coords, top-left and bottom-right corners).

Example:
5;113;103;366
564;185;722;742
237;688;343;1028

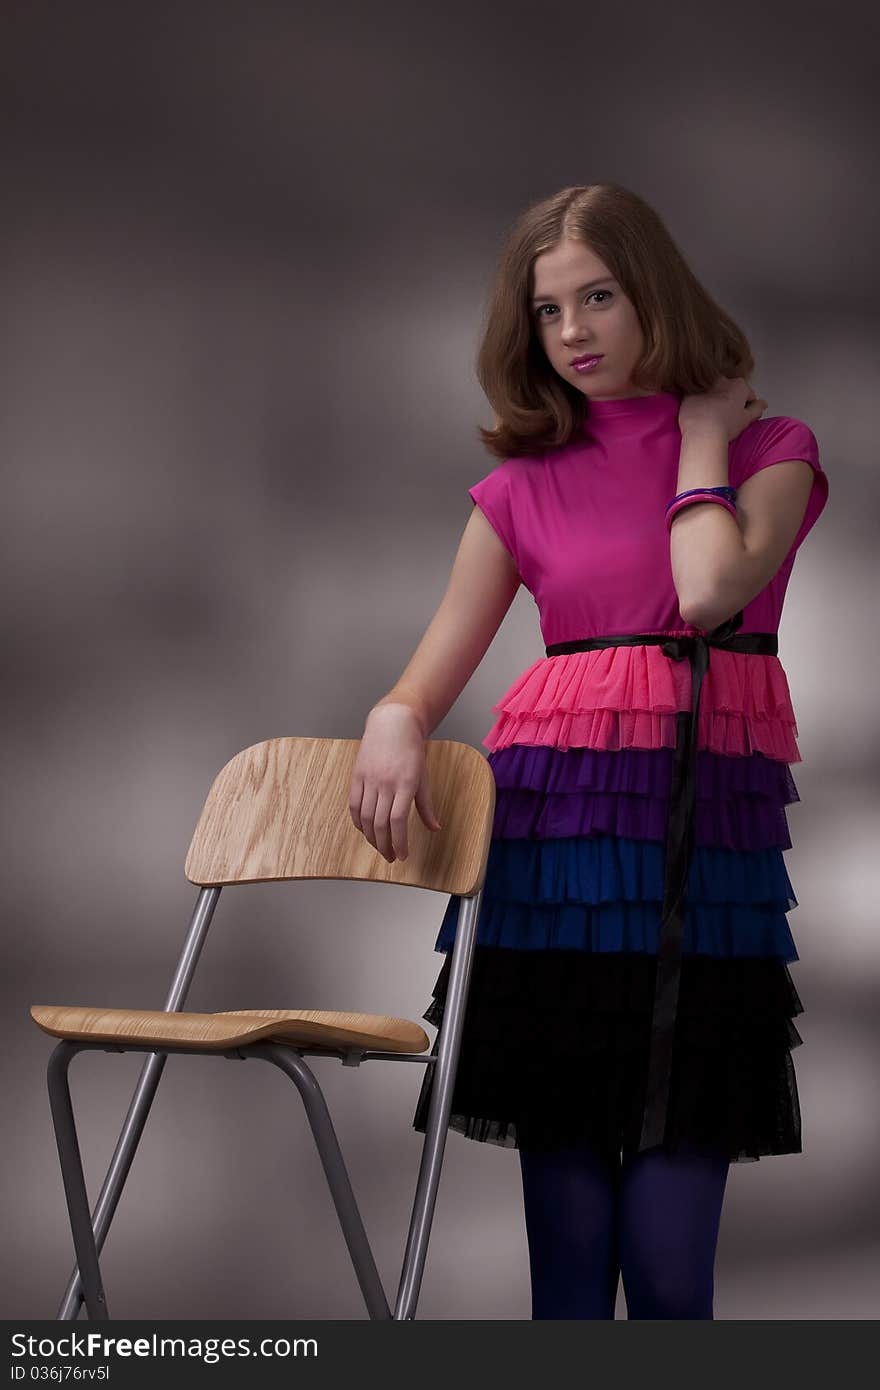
531;277;615;305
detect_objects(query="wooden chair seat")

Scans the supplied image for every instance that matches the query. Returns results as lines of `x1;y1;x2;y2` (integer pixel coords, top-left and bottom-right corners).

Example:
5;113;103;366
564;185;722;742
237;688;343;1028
30;1003;431;1053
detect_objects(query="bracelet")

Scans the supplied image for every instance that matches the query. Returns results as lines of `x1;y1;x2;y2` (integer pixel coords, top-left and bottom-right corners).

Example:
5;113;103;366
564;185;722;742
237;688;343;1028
666;485;738;510
665;486;738;534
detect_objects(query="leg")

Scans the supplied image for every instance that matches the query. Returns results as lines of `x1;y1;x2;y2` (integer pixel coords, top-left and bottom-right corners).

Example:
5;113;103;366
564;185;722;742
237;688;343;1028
47;1044;109;1320
56;885;222;1320
517;1138;621;1319
618;1145;729;1319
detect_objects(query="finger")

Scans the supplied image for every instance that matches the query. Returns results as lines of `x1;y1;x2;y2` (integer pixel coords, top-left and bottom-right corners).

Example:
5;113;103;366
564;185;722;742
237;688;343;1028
360;784;378;850
415;776;442;829
389;789;411;860
349;776;364;830
373;789;394;860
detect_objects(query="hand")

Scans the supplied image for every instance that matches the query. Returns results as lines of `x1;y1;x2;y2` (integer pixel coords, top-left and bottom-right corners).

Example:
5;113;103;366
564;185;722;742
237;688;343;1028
678;375;768;443
349;704;443;863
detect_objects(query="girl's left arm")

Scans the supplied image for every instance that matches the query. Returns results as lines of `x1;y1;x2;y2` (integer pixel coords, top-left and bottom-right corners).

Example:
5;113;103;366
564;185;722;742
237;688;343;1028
670;424;816;631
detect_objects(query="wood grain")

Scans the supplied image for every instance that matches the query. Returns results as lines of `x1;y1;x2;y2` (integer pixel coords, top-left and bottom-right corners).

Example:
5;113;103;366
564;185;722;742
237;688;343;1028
184;736;495;892
30;1003;430;1052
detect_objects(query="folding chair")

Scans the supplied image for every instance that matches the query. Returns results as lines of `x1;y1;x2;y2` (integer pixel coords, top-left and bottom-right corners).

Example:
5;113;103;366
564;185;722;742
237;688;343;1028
30;734;494;1321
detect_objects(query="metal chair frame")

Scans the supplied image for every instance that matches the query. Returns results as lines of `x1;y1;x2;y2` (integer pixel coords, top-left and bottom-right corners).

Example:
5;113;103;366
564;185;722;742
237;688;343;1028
35;736;491;1321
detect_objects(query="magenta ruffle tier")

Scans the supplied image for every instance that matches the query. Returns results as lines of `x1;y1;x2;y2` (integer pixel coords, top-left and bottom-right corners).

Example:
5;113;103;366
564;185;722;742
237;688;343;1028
481;643;802;759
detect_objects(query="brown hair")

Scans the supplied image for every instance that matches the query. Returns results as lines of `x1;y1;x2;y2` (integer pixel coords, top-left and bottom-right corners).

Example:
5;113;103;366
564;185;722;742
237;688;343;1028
474;182;755;460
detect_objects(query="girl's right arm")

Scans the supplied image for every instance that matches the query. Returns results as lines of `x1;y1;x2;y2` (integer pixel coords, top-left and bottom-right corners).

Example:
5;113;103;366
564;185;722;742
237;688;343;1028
349;506;521;862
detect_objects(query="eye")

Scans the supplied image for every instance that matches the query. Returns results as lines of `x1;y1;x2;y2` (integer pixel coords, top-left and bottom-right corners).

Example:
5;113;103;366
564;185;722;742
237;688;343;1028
535;290;613;319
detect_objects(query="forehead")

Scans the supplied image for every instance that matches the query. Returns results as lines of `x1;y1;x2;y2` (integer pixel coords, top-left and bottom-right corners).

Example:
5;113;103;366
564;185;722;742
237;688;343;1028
531;240;614;293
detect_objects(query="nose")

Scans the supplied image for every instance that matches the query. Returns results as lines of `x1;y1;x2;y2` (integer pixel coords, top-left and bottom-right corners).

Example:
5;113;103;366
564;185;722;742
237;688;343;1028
560;314;593;346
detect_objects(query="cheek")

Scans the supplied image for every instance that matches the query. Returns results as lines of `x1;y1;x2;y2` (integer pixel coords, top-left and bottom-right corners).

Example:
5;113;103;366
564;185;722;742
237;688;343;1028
618;308;643;343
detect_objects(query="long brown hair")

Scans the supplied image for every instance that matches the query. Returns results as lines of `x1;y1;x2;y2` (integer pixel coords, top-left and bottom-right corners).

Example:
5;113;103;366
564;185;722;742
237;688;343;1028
475;182;755;460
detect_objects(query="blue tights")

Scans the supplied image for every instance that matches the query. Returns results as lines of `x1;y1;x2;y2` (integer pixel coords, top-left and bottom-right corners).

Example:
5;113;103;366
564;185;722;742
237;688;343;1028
518;1139;730;1319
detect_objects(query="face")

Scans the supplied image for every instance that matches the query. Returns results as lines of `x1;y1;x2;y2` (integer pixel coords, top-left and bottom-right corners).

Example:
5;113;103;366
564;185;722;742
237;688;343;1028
530;237;653;401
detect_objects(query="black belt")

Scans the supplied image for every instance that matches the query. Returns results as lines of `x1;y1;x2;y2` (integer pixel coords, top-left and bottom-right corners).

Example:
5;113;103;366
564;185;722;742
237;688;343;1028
545;610;778;1152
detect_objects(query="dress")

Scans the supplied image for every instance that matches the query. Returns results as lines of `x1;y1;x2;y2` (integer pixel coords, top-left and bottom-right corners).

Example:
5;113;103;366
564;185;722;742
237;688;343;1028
412;389;830;1163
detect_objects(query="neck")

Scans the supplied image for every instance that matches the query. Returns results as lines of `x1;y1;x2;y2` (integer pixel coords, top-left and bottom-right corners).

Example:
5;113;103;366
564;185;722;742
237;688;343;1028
581;389;684;427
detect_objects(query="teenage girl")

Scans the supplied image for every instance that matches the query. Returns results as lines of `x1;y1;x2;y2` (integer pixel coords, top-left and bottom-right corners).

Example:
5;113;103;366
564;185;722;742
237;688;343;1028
348;182;829;1319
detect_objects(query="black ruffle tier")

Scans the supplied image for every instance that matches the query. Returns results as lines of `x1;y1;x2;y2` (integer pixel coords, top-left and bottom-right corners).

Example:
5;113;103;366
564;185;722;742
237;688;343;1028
412;946;803;1163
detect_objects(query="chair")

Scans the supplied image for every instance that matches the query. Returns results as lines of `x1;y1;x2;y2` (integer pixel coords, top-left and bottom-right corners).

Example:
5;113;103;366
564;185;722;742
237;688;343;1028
30;734;495;1321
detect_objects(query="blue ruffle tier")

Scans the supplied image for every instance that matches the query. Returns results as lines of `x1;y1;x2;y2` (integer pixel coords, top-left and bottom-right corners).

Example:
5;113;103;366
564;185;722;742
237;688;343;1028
433;834;798;958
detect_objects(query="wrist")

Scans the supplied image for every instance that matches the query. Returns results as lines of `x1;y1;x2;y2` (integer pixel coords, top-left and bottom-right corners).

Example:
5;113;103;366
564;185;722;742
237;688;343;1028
367;700;429;739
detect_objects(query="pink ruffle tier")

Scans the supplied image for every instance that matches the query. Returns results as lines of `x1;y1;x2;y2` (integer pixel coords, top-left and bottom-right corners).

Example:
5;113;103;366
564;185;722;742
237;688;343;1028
483;646;800;761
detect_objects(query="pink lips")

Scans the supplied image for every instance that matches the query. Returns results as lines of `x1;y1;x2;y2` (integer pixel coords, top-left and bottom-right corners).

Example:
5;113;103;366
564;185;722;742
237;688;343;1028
572;354;603;372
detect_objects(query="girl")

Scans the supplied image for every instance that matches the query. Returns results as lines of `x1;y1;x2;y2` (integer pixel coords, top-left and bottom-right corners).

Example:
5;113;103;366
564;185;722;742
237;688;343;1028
349;182;829;1319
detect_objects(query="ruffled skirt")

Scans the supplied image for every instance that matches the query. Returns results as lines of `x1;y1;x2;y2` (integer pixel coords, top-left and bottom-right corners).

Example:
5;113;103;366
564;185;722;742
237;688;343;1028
412;644;807;1163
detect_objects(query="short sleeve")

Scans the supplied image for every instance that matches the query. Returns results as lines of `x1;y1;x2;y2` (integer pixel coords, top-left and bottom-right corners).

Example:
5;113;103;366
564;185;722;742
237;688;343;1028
734;415;829;551
468;464;521;571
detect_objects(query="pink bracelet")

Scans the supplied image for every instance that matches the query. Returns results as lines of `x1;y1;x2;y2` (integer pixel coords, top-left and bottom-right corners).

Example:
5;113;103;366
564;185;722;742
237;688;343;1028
665;491;738;533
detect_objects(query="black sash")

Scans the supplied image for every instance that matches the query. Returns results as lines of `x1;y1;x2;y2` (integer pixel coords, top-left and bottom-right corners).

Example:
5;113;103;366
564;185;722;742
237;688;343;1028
545;610;779;1152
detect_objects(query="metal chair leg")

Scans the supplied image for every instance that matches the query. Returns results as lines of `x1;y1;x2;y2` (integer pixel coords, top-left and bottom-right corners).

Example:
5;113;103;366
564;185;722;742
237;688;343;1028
393;889;481;1319
46;1043;109;1320
55;885;221;1320
252;888;479;1321
251;1044;392;1319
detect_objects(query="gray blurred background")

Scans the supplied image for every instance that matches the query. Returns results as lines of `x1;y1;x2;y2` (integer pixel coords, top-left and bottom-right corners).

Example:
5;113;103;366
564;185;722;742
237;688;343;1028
3;0;877;1320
